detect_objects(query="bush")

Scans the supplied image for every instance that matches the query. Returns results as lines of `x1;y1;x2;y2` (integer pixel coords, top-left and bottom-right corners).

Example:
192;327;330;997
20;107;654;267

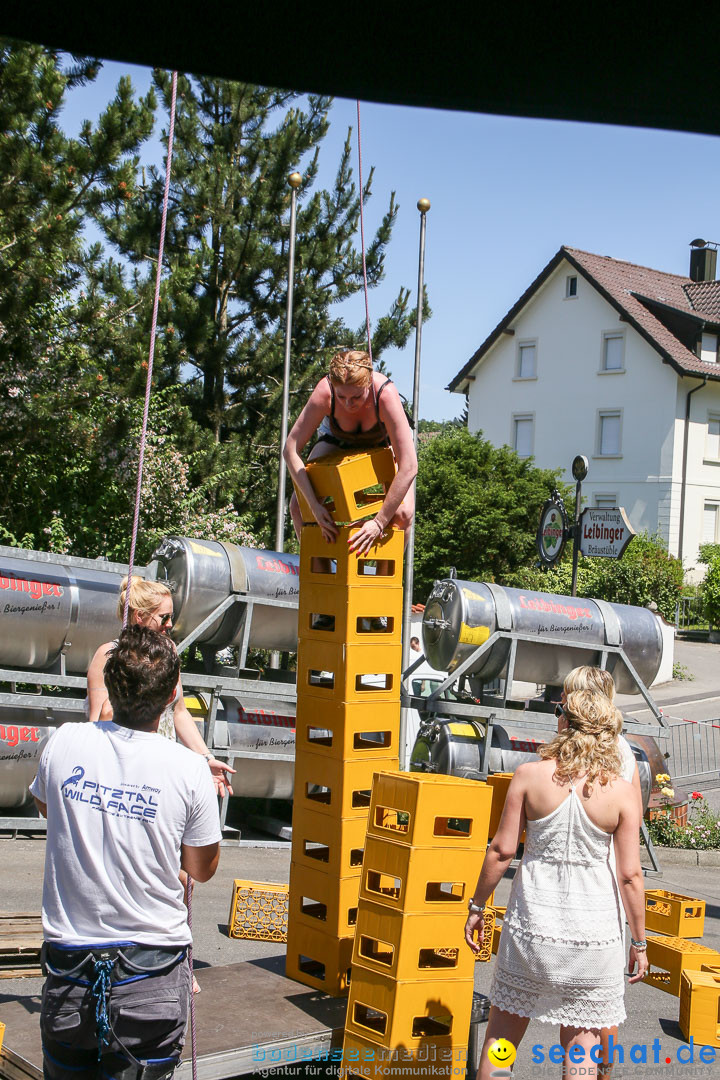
699;543;720;627
506;533;684;621
647;792;720;849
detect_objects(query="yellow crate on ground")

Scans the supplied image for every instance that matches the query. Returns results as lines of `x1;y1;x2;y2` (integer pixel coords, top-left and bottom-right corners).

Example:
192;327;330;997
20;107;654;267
298;581;404;645
289;861;361;936
285;921;354;996
297;639;402;704
645;889;706;938
345;965;473;1050
680;968;720;1047
291;809;370;877
227;880;288;942
295;447;397;524
350;899;477;981
339;1031;466;1079
360;836;480;915
0;1020;4;1054
366;771;491;850
293;750;398;820
300;525;403;588
644;935;720;996
489;905;506;955
294;699;400;761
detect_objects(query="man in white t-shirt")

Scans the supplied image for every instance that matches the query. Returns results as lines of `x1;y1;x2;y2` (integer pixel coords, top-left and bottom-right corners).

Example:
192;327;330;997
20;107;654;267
30;625;221;1080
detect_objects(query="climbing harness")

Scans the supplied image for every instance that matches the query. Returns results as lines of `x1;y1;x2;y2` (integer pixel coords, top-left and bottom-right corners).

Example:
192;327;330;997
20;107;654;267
43;942;186;1072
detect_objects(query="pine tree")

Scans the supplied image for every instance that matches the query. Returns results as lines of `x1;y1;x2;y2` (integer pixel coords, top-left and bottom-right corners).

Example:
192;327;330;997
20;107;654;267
0;40;155;549
88;73;422;541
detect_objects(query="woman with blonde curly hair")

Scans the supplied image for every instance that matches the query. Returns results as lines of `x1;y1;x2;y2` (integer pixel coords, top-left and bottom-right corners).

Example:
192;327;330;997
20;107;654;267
465;688;647;1079
86;576;234;797
284;348;417;555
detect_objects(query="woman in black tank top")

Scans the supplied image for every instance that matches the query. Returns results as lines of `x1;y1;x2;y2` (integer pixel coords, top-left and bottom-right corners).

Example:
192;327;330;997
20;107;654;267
283;348;417;555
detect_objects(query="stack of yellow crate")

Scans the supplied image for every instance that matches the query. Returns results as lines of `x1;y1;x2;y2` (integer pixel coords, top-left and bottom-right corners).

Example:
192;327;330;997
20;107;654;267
286;448;404;996
341;772;493;1079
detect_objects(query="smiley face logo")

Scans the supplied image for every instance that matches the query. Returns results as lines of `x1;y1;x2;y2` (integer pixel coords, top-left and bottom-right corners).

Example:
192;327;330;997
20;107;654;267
487;1038;517;1069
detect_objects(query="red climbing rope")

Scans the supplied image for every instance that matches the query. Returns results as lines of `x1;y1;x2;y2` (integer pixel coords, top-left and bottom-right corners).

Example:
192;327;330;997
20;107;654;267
355;100;373;364
123;71;179;626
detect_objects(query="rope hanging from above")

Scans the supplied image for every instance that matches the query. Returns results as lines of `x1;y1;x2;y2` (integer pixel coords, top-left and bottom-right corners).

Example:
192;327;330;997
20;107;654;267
355;100;373;364
123;70;179;627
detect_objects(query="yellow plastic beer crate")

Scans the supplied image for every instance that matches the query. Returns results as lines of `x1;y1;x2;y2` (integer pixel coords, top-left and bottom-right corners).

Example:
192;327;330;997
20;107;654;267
350;899;478;980
294;698;399;761
300;525;403;588
359;836;480;915
227;879;288;942
297;639;402;704
298;581;404;644
339;1031;466;1079
291;807;370;877
644;935;720;996
289;860;362;936
285;921;354;996
345;965;474;1050
295;447;397;524
366;772;491;850
679;969;720;1047
645;889;705;938
293;750;398;820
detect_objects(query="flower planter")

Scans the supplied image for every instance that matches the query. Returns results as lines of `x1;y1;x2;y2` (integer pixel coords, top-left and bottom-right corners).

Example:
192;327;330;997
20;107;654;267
647;800;688;828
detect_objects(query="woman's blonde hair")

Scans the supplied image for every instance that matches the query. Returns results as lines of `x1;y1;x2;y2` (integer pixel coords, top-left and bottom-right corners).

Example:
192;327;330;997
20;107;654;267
328;348;373;389
117;576;172;621
540;688;623;789
563;665;616;702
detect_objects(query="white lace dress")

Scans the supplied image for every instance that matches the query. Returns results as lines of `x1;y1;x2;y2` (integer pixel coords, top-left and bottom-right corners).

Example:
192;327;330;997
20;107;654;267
490;784;626;1028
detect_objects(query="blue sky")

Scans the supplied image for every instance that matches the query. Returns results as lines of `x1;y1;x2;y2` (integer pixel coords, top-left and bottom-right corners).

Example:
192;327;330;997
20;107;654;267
60;61;720;421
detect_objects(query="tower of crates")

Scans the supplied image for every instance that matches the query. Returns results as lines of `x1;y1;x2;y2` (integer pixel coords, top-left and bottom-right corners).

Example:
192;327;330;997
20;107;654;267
341;772;493;1079
286;448;403;995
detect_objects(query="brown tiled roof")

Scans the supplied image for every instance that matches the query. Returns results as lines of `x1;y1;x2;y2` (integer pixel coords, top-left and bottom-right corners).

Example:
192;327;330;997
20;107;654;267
685;280;720;321
448;246;720;391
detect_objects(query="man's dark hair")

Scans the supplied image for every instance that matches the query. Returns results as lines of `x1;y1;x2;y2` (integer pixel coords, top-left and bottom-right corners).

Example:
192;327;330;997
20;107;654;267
104;626;180;729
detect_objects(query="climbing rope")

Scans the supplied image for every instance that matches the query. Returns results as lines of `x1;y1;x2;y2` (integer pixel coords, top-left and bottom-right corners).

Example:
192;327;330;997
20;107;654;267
123;70;179;626
355;101;373;363
187;874;198;1080
90;956;115;1059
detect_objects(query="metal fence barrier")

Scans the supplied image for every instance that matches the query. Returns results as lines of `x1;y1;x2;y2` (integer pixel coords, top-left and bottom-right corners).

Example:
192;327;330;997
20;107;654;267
665;716;720;786
674;596;710;633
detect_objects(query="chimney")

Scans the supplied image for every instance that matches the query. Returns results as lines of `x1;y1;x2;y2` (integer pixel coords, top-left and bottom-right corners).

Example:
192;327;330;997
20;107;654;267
689;239;718;282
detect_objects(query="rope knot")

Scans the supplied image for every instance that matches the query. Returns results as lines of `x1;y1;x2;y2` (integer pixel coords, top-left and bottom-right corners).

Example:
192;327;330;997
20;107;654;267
90;956;116;1059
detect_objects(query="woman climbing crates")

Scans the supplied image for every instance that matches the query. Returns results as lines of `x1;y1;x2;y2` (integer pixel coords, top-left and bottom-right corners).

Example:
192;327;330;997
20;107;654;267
283;348;417;556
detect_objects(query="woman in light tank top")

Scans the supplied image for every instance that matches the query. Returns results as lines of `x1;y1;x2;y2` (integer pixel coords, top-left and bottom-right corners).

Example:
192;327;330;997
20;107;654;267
86;576;234;796
465;689;647;1079
284;348;417;555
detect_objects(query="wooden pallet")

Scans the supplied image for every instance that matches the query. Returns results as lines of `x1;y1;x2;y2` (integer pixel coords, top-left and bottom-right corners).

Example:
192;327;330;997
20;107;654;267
0;912;43;979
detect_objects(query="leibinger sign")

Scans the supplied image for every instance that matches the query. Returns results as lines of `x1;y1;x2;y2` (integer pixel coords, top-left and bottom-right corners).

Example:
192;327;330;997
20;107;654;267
579;507;635;559
536;494;568;568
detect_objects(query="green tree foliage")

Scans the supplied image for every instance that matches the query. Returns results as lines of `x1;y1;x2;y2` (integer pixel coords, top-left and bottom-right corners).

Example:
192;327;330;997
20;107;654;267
85;72;422;542
699;543;720;626
508;533;684;621
413;429;567;601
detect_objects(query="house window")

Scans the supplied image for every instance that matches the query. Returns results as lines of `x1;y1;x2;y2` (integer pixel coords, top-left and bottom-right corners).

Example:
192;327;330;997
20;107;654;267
565;276;578;298
594;494;617;509
516;341;537;379
602;333;624;372
703;502;720;543
597;410;622;456
513;414;534;458
706;415;720;461
700;333;719;364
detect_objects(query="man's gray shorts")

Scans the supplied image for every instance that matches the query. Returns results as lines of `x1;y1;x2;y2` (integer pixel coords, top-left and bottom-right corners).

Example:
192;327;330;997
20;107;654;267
41;946;190;1080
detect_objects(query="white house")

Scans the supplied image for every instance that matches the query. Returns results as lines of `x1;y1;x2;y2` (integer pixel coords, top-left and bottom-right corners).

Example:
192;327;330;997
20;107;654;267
448;244;720;578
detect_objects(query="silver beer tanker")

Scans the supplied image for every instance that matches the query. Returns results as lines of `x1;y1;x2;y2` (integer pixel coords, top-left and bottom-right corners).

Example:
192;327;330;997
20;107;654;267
422;579;663;693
